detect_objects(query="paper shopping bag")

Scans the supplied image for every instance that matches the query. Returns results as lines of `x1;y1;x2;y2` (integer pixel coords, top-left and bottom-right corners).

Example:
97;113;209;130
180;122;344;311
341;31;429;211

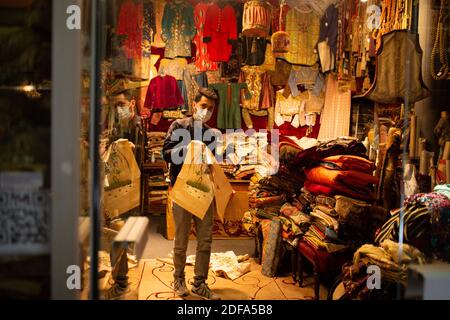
170;141;215;220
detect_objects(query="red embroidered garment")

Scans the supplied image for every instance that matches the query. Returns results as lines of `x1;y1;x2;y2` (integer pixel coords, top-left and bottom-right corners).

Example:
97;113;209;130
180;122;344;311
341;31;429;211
117;0;144;59
144;75;185;111
203;3;238;62
193;2;219;72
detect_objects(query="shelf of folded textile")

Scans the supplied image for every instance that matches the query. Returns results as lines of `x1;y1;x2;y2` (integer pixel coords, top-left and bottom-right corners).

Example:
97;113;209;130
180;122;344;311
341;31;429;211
141;161;169;216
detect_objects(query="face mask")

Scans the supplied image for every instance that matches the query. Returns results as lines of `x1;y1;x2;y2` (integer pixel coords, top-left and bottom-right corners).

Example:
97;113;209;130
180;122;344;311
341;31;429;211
117;105;132;121
193;107;213;123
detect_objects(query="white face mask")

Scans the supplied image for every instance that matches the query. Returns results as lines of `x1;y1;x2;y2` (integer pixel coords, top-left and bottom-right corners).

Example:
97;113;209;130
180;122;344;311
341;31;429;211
117;105;132;121
193;107;213;123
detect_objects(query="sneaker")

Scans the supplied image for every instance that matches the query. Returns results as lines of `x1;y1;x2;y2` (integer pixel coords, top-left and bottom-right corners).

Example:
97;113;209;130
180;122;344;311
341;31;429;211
191;282;221;300
173;278;189;297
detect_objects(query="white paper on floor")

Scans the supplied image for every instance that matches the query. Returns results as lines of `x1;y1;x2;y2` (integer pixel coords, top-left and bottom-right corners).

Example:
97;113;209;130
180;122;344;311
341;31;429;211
167;251;251;281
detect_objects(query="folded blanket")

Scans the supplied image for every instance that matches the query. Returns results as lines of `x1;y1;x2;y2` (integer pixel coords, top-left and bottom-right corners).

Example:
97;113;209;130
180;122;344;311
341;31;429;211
305;166;379;189
304;180;374;202
320;155;375;174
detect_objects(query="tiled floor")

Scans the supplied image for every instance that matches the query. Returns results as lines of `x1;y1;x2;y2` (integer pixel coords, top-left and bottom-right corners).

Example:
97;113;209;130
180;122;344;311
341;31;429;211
141;215;256;260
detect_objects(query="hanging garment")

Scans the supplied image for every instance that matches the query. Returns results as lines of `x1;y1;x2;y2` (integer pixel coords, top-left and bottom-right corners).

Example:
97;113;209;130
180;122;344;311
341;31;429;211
152;0;166;48
242;0;273;37
240;66;268;111
193;2;219;72
364;30;430;104
318;4;338;57
182;64;209;114
317;4;338;73
116;0;144;60
142;0;156;58
285;7;320;66
158;58;188;80
317;74;351;141
274;90;308;128
204;3;238;62
144;75;185;111
242;37;267;66
272;2;290;33
210;82;248;129
220;40;243;79
261;43;276;71
161;1;196;58
305;91;325;114
288;65;320;95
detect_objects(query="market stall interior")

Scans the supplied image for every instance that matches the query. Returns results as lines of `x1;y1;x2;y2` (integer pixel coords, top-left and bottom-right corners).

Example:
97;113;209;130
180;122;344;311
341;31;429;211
77;0;450;300
0;0;450;300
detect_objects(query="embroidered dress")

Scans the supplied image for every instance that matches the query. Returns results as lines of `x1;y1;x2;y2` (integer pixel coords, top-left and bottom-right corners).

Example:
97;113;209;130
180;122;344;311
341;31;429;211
161;1;196;58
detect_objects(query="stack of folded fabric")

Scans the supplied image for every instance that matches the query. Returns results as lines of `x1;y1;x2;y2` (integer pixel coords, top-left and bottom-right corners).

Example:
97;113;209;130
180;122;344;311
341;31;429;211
220;164;238;179
293;137;368;169
147;132;166;162
148;190;168;206
304;155;378;202
234;165;258;180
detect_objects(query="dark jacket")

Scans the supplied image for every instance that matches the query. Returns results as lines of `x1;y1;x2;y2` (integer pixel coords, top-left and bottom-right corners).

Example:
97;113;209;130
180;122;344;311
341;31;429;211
162;117;220;186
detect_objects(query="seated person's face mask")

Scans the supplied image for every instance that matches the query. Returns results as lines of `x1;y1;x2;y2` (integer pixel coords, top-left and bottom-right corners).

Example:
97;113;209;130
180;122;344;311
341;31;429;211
117;105;132;122
193;107;213;123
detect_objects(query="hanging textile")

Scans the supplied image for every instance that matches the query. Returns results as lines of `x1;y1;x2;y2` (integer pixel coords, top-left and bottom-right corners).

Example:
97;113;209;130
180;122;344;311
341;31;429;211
210;82;248;129
144;75;185;111
274;89;308;128
158;58;188;80
193;2;219;72
143;0;156;58
203;3;238;62
182;64;209;115
161;0;196;58
364;30;429;104
240;66;268;111
318;3;338;72
285;6;320;66
116;0;144;60
152;0;166;48
242;0;273;37
317;74;351;141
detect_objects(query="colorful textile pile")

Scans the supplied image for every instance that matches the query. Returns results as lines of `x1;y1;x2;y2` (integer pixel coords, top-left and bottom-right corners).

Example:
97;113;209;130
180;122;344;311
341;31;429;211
341;240;426;299
375;192;450;262
304;155;378;202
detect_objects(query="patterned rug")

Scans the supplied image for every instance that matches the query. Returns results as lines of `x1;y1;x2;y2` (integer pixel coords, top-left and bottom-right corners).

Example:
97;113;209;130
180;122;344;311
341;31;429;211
138;258;328;300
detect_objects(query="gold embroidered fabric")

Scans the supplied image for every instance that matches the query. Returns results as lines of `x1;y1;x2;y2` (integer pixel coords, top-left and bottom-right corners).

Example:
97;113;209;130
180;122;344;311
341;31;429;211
158;58;188;80
240;66;266;111
285;8;320;66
